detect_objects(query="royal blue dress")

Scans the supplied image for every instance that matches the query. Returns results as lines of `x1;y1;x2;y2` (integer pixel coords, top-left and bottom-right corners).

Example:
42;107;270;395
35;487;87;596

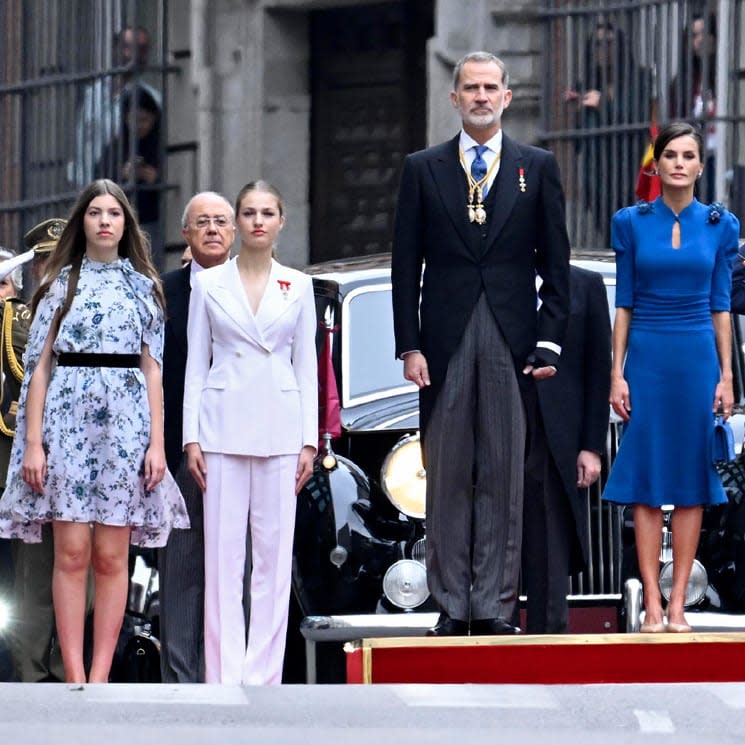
603;197;739;507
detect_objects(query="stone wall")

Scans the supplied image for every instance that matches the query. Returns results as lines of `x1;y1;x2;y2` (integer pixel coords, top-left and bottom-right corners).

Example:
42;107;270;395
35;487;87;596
166;0;546;267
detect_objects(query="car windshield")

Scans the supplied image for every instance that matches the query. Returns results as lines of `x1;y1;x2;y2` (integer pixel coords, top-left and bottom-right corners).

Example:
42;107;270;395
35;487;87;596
342;284;416;407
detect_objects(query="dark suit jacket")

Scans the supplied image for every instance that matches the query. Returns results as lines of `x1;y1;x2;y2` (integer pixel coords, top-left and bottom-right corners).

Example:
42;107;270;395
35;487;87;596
731;260;745;315
535;266;611;571
391;132;571;435
162;265;191;475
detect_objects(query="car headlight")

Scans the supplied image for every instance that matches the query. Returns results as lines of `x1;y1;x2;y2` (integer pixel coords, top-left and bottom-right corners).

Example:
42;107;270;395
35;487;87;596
380;433;426;519
411;537;426;566
382;559;429;609
659;559;707;607
0;597;10;632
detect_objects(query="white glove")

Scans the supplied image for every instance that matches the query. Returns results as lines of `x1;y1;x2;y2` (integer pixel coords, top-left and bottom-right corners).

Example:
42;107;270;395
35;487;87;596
0;249;35;281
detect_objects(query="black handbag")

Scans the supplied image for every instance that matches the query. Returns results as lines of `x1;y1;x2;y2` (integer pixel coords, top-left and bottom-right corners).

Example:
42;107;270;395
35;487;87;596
110;612;161;683
713;416;745;504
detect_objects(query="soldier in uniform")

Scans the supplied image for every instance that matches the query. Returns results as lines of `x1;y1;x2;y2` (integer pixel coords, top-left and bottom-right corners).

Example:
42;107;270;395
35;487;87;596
5;218;67;681
0;245;31;679
0;251;31;482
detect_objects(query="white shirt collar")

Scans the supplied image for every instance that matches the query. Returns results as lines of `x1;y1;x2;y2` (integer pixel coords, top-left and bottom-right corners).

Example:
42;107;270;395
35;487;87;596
459;129;503;156
189;256;207;287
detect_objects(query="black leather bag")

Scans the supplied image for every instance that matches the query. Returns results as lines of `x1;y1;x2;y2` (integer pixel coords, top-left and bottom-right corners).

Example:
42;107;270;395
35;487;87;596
110;613;161;683
713;417;745;504
715;451;745;505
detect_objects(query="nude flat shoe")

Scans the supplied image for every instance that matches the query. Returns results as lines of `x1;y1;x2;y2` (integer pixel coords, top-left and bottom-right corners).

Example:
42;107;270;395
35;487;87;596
640;620;666;633
666;622;693;633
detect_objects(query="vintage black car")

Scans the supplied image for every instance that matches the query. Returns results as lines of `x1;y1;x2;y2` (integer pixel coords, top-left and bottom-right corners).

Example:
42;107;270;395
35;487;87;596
293;252;745;675
292;253;624;680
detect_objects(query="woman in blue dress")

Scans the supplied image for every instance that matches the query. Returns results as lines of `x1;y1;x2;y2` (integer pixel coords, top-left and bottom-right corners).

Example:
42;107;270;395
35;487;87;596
0;179;188;682
604;122;739;633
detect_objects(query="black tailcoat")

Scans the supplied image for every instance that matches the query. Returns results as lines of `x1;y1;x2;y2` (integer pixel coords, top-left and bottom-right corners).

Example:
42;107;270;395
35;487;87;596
391;133;571;438
162;265;191;475
535;266;612;571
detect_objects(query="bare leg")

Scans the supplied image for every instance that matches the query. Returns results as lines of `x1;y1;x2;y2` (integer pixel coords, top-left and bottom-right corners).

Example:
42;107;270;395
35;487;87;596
52;521;92;683
633;505;664;625
668;505;703;627
88;524;131;683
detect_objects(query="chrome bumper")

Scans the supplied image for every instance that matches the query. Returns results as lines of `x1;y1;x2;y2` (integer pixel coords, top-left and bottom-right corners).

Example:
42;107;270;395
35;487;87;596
300;613;438;683
681;611;745;632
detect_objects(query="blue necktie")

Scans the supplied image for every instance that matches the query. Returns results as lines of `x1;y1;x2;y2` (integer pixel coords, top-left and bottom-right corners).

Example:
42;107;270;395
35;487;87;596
471;145;488;195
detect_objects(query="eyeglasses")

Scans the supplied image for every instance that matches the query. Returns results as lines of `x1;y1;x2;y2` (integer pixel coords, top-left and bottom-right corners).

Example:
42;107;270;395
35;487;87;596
191;216;233;230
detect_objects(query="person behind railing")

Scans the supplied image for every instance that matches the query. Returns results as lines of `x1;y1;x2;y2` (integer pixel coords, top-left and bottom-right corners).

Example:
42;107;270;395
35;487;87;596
0;180;189;682
668;13;718;204
604;121;739;633
97;85;163;255
565;19;648;247
69;26;162;189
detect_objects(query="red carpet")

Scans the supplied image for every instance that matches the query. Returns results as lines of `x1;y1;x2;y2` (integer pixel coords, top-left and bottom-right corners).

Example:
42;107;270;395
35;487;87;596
345;632;745;684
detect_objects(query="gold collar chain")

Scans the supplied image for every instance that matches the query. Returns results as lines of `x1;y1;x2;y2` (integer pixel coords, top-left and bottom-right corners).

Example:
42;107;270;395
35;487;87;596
459;146;501;224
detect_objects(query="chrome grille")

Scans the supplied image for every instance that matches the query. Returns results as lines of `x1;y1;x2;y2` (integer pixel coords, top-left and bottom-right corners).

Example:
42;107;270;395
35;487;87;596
569;420;624;597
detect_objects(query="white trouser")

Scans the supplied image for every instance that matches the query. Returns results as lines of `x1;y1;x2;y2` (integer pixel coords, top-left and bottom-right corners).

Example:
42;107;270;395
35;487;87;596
203;452;296;685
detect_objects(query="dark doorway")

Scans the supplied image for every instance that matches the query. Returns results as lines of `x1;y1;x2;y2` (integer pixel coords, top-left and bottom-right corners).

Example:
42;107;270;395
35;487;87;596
309;1;433;263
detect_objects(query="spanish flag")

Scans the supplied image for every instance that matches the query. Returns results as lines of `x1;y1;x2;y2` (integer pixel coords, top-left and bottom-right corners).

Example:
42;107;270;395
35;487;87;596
635;124;661;201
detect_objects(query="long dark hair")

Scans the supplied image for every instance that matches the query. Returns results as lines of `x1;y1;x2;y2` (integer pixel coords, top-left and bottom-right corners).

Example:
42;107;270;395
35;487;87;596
32;179;165;317
685;14;717;96
121;85;161;170
583;21;634;91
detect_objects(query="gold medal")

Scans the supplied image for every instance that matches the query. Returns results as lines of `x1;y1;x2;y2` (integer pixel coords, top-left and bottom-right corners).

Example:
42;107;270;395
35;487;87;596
460;147;501;225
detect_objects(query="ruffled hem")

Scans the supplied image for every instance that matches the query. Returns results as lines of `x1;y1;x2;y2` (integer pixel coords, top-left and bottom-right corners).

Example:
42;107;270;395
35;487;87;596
0;471;190;548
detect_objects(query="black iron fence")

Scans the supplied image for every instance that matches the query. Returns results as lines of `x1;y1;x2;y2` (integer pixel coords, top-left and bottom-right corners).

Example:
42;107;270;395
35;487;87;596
540;0;745;250
0;0;171;268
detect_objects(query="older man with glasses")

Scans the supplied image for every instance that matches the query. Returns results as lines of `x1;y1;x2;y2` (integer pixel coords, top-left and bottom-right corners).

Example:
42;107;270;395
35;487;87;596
158;191;237;682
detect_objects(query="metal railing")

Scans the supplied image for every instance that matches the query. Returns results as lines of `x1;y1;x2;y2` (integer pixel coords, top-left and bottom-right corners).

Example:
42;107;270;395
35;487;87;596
570;421;625;598
539;0;745;251
0;0;172;268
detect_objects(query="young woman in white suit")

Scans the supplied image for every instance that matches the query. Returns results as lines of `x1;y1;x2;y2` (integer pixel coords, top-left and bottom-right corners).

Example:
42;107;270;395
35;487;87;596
183;181;317;684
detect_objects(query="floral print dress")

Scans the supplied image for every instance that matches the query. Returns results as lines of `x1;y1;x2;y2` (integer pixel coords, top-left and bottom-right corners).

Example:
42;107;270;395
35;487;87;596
0;257;189;547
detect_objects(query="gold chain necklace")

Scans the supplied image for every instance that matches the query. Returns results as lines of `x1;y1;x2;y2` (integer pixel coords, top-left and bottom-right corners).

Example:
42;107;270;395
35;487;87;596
459;147;501;224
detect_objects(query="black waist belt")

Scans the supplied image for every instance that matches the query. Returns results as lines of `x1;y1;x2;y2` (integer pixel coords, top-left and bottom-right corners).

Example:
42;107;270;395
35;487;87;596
57;353;141;368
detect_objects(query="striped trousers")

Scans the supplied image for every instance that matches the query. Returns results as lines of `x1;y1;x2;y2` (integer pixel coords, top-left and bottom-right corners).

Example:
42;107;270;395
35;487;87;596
424;293;527;622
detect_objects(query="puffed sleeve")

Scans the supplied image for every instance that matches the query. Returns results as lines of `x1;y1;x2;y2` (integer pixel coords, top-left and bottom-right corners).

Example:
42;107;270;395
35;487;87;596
710;210;740;312
23;270;68;376
120;260;164;366
140;296;164;366
611;207;635;308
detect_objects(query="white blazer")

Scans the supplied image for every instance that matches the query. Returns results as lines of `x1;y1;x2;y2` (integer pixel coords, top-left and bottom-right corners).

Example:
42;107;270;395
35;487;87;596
182;257;318;457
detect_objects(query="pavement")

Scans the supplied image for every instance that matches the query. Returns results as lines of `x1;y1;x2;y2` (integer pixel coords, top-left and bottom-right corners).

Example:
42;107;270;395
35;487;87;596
1;681;744;743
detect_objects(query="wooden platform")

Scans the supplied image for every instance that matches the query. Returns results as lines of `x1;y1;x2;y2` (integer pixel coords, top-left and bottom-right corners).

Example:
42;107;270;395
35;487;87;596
345;632;745;684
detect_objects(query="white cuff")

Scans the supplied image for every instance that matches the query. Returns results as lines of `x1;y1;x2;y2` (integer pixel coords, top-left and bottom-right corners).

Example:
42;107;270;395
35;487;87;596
536;341;561;356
